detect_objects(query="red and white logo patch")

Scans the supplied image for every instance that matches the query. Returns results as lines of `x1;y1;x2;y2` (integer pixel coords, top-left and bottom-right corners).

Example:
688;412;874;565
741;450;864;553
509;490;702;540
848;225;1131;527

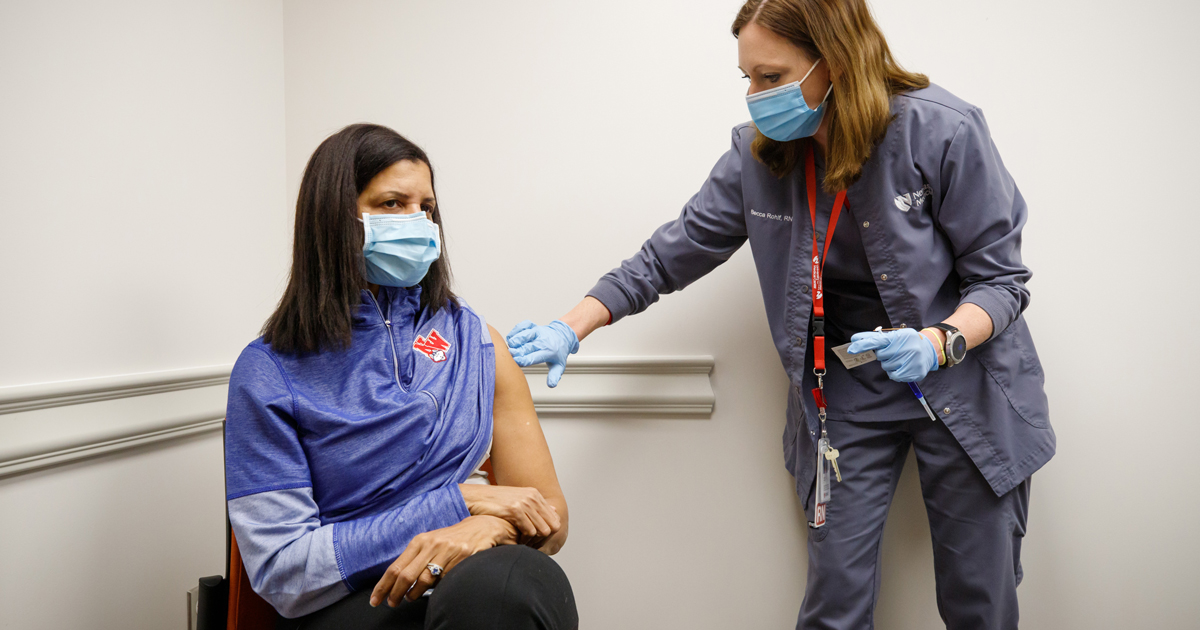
414;329;451;363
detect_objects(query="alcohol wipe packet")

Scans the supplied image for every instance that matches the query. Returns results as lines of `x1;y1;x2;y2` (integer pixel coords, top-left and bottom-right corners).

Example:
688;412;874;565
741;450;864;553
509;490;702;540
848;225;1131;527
831;343;876;369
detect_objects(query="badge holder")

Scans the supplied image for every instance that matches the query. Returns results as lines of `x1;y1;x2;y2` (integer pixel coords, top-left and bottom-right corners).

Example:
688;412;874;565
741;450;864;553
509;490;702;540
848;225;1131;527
812;383;831;529
809;377;841;529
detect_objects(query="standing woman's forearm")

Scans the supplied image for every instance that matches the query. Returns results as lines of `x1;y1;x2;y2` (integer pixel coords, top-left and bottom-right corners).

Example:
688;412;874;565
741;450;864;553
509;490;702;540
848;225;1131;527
941;303;994;351
560;296;612;342
911;303;995;374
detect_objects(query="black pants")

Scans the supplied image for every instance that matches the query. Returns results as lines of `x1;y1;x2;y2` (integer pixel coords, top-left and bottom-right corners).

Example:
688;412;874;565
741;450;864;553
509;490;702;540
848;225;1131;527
281;545;578;630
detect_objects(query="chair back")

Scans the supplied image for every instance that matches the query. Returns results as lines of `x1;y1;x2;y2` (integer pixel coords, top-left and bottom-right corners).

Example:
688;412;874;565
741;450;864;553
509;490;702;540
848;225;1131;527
227;529;280;630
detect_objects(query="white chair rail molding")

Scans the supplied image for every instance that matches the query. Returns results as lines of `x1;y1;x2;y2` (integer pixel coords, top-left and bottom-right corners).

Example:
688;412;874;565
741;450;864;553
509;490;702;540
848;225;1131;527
0;356;715;479
0;365;231;478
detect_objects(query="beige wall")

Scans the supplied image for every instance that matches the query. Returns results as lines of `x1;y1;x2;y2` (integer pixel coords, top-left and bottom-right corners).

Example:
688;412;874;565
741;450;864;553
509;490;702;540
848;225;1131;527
0;0;289;385
2;0;1198;628
0;1;286;628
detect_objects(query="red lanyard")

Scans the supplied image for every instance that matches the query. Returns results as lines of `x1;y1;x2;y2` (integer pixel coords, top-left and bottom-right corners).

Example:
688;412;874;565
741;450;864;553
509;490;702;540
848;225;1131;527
806;143;847;411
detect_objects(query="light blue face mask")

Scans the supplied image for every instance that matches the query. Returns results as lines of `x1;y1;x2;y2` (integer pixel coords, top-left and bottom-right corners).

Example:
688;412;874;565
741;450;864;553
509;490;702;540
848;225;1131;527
745;58;833;142
361;212;441;287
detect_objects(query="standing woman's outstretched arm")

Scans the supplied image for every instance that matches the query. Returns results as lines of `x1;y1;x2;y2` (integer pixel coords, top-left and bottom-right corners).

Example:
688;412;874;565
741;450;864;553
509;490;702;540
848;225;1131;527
507;125;752;387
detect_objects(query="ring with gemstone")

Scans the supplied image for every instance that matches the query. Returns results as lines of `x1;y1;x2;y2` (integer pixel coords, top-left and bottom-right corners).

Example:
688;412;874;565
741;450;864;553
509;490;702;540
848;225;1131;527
426;563;444;579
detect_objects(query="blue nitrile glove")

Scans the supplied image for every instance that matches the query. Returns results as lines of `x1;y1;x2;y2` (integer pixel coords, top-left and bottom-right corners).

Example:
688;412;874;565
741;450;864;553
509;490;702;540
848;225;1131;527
506;320;580;388
848;329;939;383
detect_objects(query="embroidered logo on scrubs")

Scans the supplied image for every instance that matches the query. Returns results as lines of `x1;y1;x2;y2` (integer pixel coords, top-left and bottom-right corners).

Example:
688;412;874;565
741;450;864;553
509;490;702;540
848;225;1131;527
894;184;933;212
414;329;451;363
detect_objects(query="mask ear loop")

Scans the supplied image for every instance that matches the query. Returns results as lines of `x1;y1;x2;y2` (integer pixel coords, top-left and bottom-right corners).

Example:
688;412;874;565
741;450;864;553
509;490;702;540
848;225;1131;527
362;212;372;249
818;83;833;106
800;60;833;110
792;58;830;108
797;57;822;86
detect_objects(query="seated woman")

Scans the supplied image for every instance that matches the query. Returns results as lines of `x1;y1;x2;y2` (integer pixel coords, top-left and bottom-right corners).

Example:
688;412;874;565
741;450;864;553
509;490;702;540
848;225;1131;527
224;123;577;629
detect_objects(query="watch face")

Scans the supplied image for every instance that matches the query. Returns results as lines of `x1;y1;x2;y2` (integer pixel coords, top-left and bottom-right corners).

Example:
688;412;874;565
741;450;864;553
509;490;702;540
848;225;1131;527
950;335;968;361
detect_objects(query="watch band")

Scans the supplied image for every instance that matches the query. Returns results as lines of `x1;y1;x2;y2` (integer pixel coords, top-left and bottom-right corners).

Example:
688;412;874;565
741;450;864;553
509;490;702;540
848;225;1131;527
929;323;967;367
919;328;947;365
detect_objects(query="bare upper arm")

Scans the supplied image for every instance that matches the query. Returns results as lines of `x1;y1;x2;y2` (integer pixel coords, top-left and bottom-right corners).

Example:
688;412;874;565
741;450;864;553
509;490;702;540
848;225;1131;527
486;325;565;501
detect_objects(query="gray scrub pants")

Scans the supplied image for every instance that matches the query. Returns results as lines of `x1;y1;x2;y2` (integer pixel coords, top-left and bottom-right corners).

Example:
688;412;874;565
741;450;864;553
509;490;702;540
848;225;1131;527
799;417;1030;630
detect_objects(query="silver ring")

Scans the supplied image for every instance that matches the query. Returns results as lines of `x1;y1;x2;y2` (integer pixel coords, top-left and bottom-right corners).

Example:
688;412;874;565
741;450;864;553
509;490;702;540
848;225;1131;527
426;563;444;579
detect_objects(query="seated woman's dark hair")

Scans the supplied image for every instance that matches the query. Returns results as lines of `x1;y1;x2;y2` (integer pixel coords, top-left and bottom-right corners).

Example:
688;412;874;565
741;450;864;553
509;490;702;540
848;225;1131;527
262;124;456;355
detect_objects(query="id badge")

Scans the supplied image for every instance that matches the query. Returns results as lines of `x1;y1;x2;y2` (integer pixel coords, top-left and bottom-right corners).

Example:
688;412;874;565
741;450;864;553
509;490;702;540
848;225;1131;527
813;437;831;528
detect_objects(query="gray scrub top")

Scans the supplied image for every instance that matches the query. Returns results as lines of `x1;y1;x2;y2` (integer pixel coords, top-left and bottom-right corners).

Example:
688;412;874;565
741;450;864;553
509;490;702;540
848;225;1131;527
587;84;1053;505
806;153;913;420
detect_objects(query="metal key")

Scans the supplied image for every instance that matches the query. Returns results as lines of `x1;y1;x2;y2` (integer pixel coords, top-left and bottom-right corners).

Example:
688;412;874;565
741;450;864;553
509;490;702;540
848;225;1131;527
824;447;842;482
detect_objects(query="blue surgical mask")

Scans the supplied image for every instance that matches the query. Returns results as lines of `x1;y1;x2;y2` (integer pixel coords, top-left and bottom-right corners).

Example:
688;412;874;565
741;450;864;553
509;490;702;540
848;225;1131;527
361;212;441;287
745;58;832;142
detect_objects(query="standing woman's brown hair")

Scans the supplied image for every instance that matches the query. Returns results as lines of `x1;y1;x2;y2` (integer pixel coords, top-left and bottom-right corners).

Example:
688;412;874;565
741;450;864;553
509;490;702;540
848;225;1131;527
732;0;928;192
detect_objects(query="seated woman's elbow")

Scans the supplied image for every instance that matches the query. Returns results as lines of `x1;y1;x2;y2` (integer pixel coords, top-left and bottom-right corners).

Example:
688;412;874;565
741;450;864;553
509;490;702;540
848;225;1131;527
256;584;332;619
252;576;305;619
541;521;569;555
250;564;344;619
270;596;309;620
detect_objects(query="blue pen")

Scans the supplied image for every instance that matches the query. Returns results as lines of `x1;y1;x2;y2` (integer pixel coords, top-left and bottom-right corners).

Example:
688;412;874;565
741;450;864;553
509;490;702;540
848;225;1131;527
908;382;939;421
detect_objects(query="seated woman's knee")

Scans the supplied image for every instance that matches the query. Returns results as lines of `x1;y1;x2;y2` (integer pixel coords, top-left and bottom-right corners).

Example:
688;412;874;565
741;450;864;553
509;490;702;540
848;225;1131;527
429;546;576;629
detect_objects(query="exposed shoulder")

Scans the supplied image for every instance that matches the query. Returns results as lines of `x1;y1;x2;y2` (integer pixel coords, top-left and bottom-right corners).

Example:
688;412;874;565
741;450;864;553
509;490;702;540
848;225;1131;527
487;323;531;403
449;300;522;389
487;324;514;361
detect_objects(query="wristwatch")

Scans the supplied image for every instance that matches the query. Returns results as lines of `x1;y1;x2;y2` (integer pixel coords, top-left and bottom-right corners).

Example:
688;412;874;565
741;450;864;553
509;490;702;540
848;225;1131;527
930;323;967;367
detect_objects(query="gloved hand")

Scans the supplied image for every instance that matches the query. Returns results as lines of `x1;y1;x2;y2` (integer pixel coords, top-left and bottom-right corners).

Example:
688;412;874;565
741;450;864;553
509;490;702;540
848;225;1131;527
848;328;939;383
505;320;580;388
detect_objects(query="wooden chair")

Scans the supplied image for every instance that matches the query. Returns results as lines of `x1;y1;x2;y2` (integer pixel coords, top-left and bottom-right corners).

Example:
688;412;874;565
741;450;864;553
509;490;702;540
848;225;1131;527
225;528;280;630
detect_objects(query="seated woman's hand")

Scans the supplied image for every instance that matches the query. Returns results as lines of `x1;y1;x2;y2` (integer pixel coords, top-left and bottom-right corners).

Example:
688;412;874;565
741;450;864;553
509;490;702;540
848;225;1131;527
370;515;517;607
459;483;561;541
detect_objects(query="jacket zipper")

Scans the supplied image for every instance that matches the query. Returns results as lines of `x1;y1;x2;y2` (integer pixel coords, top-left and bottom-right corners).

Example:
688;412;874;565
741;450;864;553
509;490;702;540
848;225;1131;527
421;390;440;416
367;292;406;392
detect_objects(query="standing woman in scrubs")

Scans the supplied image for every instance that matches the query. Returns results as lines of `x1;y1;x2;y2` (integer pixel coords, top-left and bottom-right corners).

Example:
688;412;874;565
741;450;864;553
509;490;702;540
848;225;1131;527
507;0;1052;628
